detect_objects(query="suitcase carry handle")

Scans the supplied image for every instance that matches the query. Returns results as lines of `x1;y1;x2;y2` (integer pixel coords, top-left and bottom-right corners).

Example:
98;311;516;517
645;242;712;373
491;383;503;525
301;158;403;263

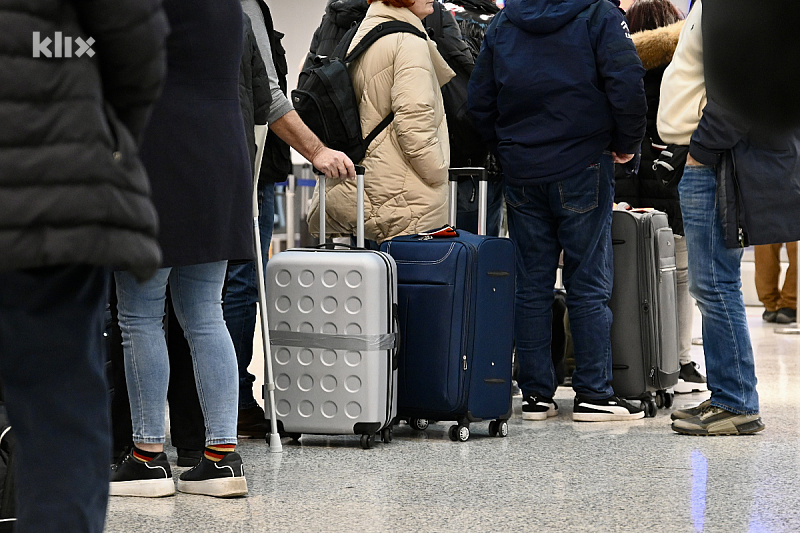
448;167;488;236
316;164;367;247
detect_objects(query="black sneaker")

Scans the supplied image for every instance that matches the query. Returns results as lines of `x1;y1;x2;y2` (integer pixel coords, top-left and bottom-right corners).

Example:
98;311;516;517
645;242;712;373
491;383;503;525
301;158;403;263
775;307;797;324
177;452;248;497
110;453;175;497
572;395;645;422
521;395;558;420
673;362;708;394
237;405;268;439
762;309;778;323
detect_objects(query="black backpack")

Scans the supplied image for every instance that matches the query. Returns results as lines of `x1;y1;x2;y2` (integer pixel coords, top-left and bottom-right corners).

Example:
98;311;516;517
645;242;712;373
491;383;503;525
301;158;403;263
291;21;427;164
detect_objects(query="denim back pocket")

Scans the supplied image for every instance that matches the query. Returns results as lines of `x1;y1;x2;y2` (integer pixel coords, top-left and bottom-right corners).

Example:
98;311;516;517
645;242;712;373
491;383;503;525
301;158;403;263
559;163;600;213
504;185;529;209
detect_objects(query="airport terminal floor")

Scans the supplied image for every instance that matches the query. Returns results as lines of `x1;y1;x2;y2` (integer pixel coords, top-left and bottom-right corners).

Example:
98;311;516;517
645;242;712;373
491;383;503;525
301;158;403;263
105;305;800;533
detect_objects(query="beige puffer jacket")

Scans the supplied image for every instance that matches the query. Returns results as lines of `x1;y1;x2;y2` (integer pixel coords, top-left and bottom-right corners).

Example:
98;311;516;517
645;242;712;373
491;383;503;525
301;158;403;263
307;1;455;243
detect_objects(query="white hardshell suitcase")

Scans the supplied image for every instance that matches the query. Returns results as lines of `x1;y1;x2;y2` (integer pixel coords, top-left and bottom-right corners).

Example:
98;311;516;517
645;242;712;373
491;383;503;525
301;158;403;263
265;166;398;449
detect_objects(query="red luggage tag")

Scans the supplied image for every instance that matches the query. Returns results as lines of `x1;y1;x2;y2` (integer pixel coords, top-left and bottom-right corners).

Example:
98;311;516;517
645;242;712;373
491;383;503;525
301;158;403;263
417;225;458;239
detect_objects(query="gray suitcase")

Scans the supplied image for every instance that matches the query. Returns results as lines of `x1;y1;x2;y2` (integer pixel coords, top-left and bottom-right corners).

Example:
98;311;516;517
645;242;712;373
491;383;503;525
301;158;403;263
609;208;680;417
265;166;398;449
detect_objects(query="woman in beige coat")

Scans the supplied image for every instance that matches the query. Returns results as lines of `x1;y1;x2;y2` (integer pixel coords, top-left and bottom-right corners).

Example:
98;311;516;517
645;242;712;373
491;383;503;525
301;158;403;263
308;0;455;243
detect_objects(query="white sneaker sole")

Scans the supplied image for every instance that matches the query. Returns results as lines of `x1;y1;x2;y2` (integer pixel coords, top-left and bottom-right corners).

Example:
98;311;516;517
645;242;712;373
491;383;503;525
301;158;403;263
572;411;645;422
673;380;709;394
109;478;175;498
177;477;248;498
522;409;557;420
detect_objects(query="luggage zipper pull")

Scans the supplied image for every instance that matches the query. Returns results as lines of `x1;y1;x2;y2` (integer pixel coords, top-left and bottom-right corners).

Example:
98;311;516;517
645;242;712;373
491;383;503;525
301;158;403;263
649;367;656;385
462;355;467;371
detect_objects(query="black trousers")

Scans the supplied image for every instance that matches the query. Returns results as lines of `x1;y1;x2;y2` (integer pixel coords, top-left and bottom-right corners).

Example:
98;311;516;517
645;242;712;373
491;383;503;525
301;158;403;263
0;265;109;533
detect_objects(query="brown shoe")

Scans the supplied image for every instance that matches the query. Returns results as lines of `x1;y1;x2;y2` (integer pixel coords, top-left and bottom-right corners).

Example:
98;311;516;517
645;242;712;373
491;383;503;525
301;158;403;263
237;405;268;439
670;399;712;420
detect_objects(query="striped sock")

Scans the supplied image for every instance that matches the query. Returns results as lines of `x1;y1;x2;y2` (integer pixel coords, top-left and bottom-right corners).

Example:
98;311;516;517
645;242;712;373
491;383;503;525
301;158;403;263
204;444;235;462
131;446;159;463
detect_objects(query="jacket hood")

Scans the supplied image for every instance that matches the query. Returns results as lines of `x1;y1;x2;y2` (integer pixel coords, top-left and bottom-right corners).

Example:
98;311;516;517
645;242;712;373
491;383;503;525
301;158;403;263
632;19;685;71
328;0;368;29
504;0;597;34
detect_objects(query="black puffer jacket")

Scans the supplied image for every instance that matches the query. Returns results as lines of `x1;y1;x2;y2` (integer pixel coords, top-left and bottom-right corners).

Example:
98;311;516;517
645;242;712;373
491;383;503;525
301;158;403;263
302;0;368;74
240;14;272;176
0;0;169;279
614;24;683;234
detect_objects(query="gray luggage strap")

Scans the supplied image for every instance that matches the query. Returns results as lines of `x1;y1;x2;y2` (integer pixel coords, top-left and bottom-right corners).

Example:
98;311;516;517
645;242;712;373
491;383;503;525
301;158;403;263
269;330;398;351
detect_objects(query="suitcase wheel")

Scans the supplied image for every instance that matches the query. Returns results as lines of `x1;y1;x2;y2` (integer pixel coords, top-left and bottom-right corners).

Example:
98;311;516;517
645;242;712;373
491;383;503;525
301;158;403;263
381;426;394;443
409;418;430;431
488;420;509;438
655;389;674;409
360;434;377;450
448;424;470;442
644;399;658;418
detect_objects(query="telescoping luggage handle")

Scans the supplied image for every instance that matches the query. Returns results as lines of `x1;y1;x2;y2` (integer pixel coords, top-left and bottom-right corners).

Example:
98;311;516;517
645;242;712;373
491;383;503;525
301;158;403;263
449;167;489;236
316;164;367;247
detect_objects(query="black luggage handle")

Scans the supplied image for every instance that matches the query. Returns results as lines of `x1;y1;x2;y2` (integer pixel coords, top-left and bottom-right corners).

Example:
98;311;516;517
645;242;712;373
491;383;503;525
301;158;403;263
448;167;489;235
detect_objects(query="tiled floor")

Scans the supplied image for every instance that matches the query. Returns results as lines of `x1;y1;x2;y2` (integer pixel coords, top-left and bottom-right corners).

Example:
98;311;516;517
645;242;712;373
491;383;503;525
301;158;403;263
105;306;800;532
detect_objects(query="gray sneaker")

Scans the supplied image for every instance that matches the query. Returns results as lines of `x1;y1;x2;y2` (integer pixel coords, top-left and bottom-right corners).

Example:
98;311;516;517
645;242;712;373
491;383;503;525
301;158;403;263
670;399;712;420
672;406;765;436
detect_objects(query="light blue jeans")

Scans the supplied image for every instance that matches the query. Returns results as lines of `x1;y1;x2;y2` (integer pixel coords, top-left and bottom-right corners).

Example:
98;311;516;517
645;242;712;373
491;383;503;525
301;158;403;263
115;261;239;445
679;164;759;414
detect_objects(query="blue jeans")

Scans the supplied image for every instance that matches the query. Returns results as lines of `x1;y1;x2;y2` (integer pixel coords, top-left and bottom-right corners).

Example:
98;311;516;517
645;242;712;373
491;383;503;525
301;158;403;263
506;153;615;400
115;261;239;445
678;165;759;414
0;265;109;533
224;184;274;410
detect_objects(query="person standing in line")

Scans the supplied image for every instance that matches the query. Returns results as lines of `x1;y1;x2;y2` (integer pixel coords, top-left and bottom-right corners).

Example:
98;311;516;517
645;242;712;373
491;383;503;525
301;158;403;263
468;0;648;422
0;0;168;528
225;0;358;439
755;242;797;324
660;0;799;435
616;0;708;394
110;0;254;498
307;0;455;243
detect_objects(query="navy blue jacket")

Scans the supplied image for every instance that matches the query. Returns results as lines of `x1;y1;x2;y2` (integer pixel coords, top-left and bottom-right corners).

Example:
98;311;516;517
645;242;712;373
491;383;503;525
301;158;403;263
467;0;647;185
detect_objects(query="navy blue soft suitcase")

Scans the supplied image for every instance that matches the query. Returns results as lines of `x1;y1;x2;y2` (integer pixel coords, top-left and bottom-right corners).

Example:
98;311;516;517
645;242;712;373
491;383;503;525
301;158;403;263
380;168;515;442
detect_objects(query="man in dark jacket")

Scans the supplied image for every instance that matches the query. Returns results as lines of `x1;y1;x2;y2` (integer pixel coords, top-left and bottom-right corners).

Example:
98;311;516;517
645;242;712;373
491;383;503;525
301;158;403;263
468;0;648;422
0;0;167;530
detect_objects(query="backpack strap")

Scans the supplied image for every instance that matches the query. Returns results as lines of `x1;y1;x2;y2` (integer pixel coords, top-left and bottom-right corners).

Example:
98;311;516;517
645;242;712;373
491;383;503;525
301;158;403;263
336;20;428;150
344;21;428;63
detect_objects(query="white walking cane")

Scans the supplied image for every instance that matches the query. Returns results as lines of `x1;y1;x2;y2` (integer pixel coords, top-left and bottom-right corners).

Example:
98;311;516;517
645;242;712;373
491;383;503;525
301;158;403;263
252;124;282;452
776;242;800;335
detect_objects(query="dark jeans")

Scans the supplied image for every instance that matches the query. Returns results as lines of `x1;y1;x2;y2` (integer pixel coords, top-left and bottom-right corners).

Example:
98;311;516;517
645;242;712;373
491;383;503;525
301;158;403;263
0;265;110;533
505;153;615;400
224;184;275;410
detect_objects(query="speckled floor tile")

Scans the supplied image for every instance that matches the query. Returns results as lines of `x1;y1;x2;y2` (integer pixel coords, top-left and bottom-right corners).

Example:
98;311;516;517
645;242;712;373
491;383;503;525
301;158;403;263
106;306;800;532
